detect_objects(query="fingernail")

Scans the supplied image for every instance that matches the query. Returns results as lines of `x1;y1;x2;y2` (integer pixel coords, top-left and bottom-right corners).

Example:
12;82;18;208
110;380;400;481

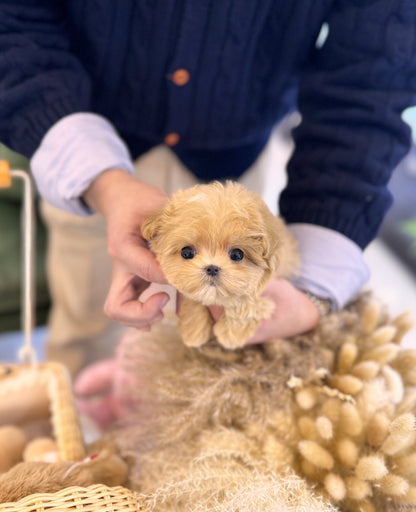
160;295;170;309
149;312;163;327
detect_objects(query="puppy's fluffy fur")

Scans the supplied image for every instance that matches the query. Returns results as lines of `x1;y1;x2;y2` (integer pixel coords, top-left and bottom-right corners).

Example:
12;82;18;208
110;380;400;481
142;181;299;349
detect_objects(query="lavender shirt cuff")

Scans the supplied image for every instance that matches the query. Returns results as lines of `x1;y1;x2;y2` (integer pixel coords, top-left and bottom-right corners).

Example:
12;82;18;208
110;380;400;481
30;113;134;215
288;223;370;310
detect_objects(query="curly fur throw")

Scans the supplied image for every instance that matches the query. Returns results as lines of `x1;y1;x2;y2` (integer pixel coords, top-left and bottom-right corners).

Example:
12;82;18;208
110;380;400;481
112;294;416;512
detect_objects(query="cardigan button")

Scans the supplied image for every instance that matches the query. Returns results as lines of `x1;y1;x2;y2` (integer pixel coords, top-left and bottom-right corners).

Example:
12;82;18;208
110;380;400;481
171;69;190;86
164;132;180;146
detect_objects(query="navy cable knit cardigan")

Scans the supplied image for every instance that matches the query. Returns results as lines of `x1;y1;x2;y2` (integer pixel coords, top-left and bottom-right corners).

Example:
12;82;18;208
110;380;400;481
0;0;415;248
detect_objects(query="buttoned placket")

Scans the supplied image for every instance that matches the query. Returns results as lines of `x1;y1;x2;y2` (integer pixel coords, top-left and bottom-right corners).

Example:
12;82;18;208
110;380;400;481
162;2;212;148
164;69;191;147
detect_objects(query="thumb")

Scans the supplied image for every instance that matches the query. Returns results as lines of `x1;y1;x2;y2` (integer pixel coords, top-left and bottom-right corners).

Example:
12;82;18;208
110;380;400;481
119;240;167;284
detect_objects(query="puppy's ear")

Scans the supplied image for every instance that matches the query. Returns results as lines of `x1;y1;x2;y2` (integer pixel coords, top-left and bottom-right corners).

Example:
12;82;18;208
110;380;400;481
141;206;166;241
261;211;299;278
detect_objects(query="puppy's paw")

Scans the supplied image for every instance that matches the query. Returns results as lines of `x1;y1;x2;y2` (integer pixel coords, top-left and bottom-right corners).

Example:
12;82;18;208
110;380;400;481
255;297;275;321
213;317;259;350
178;299;213;347
180;324;211;347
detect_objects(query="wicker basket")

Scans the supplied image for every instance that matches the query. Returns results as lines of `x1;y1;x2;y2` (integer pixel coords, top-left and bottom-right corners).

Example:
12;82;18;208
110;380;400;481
0;361;85;461
0;166;143;511
0;484;146;512
0;363;147;511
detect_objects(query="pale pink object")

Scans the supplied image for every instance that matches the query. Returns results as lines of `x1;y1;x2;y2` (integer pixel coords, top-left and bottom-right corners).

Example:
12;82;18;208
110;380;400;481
74;331;141;429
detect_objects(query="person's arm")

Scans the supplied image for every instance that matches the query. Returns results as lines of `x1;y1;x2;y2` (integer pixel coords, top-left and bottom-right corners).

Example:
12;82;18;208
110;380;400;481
222;1;416;343
31;113;172;330
278;0;416;308
230;225;370;344
0;1;91;157
281;0;416;246
0;2;170;329
83;168;170;329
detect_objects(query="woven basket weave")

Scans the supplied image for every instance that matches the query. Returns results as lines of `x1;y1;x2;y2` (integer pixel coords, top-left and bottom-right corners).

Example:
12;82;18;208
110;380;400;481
0;485;146;512
0;361;85;461
0;363;146;511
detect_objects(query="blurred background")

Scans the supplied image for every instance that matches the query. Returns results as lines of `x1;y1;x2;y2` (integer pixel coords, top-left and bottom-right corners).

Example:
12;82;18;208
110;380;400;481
1;107;416;361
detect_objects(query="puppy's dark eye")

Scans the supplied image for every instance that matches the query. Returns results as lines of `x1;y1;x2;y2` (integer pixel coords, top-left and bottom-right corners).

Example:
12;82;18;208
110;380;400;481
229;248;244;262
181;246;196;259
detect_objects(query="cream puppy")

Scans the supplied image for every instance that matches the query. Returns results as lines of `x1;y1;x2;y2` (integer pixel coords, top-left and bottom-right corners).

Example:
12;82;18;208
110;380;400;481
142;181;299;349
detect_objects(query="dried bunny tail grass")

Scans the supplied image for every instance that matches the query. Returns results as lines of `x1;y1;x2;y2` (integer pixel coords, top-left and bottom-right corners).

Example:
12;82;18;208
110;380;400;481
395;453;416;477
330;374;363;395
381;413;416;456
319;397;342;424
365;412;390;446
295;387;318;410
338;402;363;437
316;416;333;440
392;350;416;386
350;360;380;381
360;299;382;334
298;440;334;470
324;473;346;501
334;438;359;468
110;294;416;512
354;500;376;512
289;295;416;511
397;387;416;415
355;455;388;481
392;311;415;344
336;342;358;374
395;486;416;508
344;475;372;501
298;416;319;441
368;325;397;346
381;365;404;404
360;343;400;365
379;474;410;497
354;379;392;420
116;311;343;453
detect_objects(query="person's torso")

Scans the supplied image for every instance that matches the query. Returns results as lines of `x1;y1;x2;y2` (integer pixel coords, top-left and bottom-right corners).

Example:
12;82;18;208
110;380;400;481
66;0;332;176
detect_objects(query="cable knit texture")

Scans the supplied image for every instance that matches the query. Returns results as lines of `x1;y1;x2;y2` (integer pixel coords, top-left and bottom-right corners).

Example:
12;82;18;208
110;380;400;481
0;0;415;247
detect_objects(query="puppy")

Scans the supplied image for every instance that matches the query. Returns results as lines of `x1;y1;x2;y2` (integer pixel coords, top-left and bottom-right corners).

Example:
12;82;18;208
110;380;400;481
142;181;299;349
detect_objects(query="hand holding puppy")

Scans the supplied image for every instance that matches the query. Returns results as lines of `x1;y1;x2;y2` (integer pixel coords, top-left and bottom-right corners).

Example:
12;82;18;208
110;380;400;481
142;181;316;349
83;169;171;330
84;173;320;342
230;278;321;343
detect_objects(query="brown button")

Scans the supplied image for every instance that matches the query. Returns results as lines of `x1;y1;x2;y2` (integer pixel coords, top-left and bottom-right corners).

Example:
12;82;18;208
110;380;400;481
172;69;190;86
164;132;180;146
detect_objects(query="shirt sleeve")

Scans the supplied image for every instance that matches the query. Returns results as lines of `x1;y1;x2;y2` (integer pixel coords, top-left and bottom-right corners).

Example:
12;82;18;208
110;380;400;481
288;223;370;310
30;113;134;215
0;1;91;157
280;0;416;249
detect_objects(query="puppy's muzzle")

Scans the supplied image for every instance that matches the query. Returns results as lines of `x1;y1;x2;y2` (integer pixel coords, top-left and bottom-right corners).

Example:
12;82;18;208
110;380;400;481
204;265;221;277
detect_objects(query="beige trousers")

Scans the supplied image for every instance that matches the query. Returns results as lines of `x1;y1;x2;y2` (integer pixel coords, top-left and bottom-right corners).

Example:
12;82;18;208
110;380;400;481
40;127;292;375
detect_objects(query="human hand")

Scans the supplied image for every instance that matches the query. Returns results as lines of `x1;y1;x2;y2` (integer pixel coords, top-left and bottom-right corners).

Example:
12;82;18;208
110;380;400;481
74;330;141;429
83;169;170;329
209;278;321;344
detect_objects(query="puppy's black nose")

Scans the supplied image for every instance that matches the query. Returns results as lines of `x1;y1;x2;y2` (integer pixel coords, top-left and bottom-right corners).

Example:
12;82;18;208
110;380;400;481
205;265;221;277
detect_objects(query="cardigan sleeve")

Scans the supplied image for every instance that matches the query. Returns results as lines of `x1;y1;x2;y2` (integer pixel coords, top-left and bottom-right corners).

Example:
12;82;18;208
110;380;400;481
280;0;416;249
0;0;91;158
